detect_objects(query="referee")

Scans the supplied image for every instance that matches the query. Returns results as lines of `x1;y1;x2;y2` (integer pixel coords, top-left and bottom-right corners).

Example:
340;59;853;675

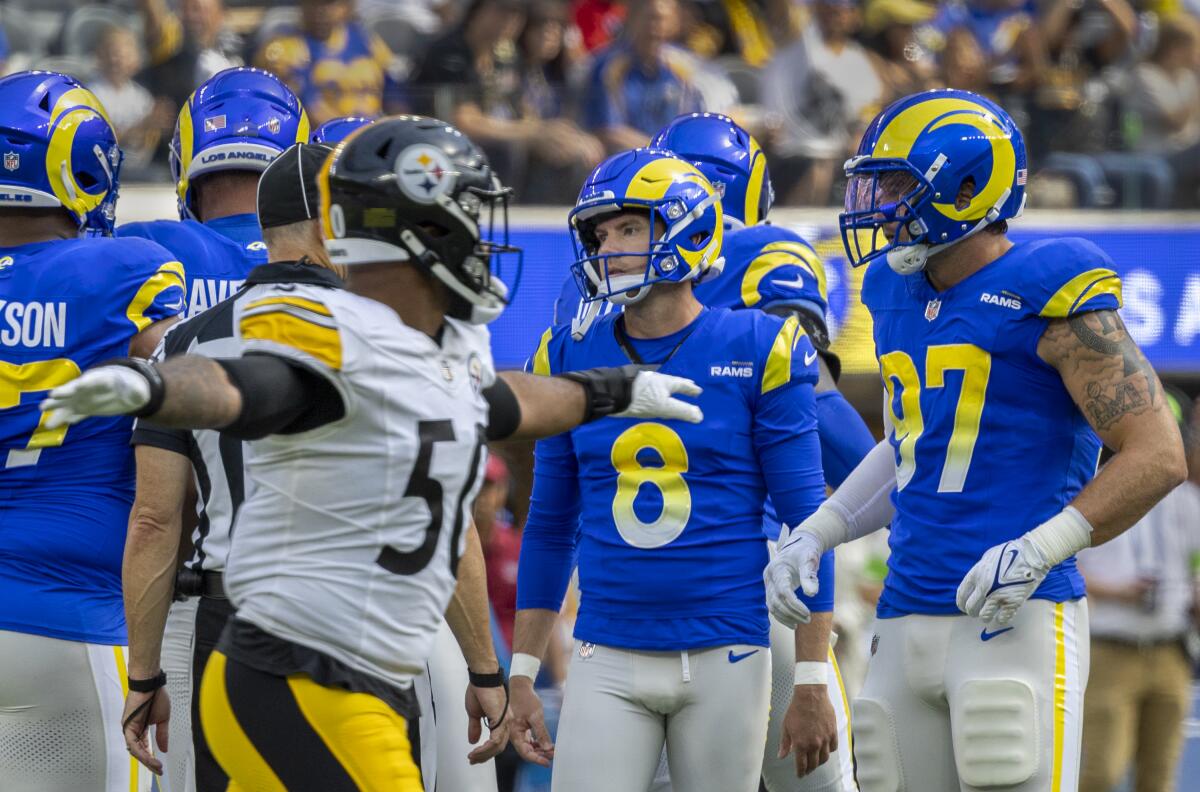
117;142;355;790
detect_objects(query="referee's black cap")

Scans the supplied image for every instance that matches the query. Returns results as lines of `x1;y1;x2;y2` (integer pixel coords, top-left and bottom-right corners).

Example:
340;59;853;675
257;142;334;229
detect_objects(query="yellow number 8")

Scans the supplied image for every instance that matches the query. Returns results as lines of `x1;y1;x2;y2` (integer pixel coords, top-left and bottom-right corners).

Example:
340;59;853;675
610;423;692;548
1;358;82;468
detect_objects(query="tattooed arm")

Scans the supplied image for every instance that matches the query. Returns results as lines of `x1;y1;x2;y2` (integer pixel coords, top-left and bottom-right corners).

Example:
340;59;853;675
1037;310;1187;544
148;356;243;428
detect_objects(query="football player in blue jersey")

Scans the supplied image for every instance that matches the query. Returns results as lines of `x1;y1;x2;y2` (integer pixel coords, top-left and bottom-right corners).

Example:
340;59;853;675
507;148;828;792
554;113;872;791
310;115;373;144
766;90;1187;792
118;67;310;318
653;112;870;792
0;71;185;791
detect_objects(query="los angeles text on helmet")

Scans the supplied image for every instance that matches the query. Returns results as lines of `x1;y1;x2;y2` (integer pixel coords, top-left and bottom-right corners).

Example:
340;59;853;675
198;151;275;165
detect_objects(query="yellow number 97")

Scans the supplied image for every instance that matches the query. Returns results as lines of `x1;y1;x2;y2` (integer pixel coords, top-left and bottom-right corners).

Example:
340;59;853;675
610;423;692;548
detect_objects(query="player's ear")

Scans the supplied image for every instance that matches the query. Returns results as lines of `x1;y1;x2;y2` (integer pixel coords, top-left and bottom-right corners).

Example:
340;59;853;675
956;177;976;212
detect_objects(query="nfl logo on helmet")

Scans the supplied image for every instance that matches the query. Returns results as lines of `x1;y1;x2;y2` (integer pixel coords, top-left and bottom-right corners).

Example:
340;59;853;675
3;152;18;171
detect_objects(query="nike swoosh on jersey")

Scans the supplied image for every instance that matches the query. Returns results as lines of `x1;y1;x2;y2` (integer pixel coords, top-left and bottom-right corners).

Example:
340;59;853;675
804;350;818;366
728;649;759;663
767;276;809;290
164;300;185;311
980;627;1014;642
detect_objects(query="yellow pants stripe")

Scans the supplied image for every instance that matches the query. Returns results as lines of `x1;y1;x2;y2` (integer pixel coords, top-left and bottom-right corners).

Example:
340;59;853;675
828;645;853;762
199;652;287;792
287;674;423;791
1051;602;1067;792
112;646;140;792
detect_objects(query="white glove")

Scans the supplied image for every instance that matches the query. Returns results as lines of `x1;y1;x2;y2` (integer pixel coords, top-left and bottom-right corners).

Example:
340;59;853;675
613;371;703;423
40;366;152;429
956;536;1052;626
763;525;823;628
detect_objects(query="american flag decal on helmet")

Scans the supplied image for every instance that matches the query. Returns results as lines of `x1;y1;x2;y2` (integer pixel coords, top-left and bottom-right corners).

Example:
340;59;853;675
1017;168;1027;186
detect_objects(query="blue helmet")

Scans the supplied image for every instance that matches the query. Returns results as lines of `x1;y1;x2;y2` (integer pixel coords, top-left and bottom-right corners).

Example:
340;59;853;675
840;89;1027;275
569;148;724;305
171;67;309;220
310;116;374;144
0;71;122;235
650;112;773;228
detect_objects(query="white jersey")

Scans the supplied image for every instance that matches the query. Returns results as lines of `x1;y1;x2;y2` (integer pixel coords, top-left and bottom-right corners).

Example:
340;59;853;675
223;281;494;691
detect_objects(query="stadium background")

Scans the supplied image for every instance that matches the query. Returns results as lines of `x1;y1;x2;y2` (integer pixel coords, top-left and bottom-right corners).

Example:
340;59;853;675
4;0;1200;788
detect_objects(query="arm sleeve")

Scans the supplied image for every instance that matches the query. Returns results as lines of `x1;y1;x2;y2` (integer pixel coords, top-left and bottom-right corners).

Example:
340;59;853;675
516;430;581;611
754;381;831;610
217;353;345;440
818;438;898;543
816;391;878;489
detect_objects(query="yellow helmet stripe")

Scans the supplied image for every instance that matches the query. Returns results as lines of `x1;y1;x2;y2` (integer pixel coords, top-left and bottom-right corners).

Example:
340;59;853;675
175;94;196;207
744;138;765;225
296;108;311;143
51;87;113;128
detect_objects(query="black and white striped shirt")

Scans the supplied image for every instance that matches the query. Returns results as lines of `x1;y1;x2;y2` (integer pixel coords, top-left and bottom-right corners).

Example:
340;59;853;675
131;261;345;573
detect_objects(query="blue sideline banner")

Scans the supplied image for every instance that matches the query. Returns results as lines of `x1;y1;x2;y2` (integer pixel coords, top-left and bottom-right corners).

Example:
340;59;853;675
489;224;1200;374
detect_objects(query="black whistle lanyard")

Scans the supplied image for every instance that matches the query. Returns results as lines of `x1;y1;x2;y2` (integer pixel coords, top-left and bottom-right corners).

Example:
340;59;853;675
613;310;706;367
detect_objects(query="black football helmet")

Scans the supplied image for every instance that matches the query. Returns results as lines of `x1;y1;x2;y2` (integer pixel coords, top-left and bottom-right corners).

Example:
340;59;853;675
317;115;521;323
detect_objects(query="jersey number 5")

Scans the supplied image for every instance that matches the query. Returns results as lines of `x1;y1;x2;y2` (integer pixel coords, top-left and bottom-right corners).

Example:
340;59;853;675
610;422;692;548
1;359;83;468
880;344;991;493
377;420;486;577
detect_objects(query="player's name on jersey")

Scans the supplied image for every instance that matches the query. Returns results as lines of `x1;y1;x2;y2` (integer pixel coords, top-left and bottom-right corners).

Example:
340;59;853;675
189;278;246;317
0;300;66;347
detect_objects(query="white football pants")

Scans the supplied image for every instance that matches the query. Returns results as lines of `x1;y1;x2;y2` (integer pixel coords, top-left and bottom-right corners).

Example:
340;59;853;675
552;640;771;792
762;614;858;792
0;630;151;792
852;599;1089;792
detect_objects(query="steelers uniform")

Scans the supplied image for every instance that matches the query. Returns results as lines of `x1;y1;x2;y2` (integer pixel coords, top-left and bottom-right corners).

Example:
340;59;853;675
853;238;1119;792
198;279;492;790
520;307;826;792
0;236;184;792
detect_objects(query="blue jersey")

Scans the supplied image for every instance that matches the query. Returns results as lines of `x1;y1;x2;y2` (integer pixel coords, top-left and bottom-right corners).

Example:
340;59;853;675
518;307;825;650
118;214;267;318
695;224;829;320
0;236;185;644
863;237;1121;617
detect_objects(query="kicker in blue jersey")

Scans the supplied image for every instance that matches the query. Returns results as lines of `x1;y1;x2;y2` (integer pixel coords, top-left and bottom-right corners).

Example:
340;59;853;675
118;214;267;317
0;236;184;644
865;237;1122;617
518;307;826;650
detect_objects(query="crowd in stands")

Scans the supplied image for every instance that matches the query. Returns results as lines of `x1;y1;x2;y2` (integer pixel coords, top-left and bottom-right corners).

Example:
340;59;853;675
0;0;1196;207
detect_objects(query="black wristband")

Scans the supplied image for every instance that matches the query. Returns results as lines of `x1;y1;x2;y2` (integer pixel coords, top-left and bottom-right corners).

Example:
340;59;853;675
128;670;167;693
106;357;166;418
468;669;506;688
559;364;647;423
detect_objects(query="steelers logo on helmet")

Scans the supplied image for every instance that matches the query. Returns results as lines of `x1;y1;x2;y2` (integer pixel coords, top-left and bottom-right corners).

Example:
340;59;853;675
396;144;456;205
317;116;522;324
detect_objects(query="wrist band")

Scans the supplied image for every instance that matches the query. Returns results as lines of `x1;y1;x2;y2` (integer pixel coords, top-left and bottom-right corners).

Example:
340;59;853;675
794;661;827;686
468;669;506;689
109;357;166;418
509;652;542;680
128;670;167;693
